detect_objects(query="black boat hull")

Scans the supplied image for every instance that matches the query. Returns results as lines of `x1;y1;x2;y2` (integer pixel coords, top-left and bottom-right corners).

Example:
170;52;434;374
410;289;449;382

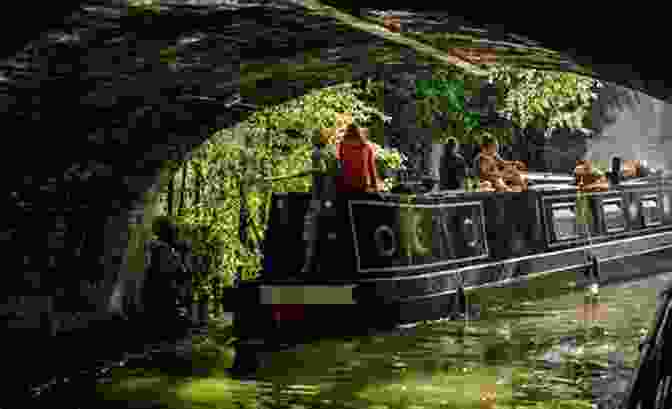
227;180;672;345
228;231;672;345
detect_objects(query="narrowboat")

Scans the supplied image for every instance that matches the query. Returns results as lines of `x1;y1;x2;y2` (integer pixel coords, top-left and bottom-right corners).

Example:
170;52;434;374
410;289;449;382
224;168;672;346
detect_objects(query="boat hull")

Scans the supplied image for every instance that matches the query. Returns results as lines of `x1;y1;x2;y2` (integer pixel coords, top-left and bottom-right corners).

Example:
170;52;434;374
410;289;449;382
228;231;672;345
227;179;672;346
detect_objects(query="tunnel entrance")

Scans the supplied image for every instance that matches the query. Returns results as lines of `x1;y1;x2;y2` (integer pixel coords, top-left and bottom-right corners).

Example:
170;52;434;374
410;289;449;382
1;0;670;359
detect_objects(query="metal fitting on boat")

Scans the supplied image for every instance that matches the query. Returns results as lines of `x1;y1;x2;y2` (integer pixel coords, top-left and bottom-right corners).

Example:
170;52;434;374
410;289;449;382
664;194;671;216
463;218;478;248
628;202;638;220
591;254;601;281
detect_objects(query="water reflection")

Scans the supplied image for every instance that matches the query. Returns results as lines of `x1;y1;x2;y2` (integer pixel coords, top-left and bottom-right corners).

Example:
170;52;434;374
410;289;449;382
83;270;672;409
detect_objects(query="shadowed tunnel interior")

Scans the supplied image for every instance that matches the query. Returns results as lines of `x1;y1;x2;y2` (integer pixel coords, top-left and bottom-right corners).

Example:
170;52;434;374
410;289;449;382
1;0;670;352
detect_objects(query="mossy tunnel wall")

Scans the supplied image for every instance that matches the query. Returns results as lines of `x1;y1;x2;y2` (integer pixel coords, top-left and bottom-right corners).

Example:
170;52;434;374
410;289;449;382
1;0;670;336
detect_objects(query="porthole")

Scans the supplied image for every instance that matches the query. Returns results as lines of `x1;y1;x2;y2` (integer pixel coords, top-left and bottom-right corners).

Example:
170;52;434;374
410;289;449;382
374;225;397;257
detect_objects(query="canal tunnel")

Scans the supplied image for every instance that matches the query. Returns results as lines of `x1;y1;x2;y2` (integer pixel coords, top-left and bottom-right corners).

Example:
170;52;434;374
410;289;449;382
1;0;671;340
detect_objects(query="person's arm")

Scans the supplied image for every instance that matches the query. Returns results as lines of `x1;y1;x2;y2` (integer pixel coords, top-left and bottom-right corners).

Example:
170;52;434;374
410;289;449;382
583;177;610;191
368;145;380;191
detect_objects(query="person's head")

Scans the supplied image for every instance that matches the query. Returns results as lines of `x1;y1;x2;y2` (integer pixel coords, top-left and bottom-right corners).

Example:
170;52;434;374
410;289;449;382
480;134;498;155
342;123;367;144
152;215;178;244
335;112;353;129
317;127;336;146
575;159;592;177
445;137;459;154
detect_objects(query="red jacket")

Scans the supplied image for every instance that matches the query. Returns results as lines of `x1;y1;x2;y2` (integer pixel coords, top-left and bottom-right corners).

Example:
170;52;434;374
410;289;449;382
336;142;378;193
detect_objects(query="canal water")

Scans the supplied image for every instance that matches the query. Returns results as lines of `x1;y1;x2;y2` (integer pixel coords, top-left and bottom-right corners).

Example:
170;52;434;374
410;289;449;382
34;269;672;409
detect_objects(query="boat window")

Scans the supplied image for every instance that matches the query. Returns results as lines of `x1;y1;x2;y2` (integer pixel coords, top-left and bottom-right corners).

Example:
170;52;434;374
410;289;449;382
641;197;662;226
552;206;579;241
603;201;625;232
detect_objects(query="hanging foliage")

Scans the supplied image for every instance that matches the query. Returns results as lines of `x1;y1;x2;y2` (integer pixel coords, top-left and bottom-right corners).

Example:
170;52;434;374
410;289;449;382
160;83;390;288
156;65;601;296
412;65;601;146
487;65;601;138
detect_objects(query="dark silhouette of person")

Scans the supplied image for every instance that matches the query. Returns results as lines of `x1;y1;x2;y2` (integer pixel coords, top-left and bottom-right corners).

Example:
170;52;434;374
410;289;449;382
439;137;468;190
142;216;188;331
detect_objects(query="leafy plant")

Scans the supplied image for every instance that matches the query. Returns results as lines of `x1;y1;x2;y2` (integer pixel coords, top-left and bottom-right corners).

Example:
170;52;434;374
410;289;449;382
155;65;601;297
487;65;601;138
157;83;390;291
412;66;600;148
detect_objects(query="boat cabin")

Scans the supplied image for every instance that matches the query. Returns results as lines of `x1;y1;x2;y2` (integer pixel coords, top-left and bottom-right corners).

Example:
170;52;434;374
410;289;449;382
261;173;672;283
227;163;672;345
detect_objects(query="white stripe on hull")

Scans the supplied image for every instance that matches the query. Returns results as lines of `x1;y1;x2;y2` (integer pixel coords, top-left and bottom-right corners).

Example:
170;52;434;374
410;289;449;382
260;285;357;305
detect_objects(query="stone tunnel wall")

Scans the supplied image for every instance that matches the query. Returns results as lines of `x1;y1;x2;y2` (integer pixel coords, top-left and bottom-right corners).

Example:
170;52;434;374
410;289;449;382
2;168;161;335
3;1;672;342
0;66;393;338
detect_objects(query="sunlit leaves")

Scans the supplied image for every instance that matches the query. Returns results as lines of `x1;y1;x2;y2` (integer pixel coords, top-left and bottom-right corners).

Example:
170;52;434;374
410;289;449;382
414;65;599;145
163;82;388;287
413;69;490;144
487;65;601;137
127;0;160;15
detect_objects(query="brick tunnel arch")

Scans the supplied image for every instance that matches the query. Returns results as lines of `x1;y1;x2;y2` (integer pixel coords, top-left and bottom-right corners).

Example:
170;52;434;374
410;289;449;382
1;0;670;334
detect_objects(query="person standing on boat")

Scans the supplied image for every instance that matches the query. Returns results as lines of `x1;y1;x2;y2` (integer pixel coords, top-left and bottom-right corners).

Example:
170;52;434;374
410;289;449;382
335;124;381;193
439;137;468;190
300;128;338;275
